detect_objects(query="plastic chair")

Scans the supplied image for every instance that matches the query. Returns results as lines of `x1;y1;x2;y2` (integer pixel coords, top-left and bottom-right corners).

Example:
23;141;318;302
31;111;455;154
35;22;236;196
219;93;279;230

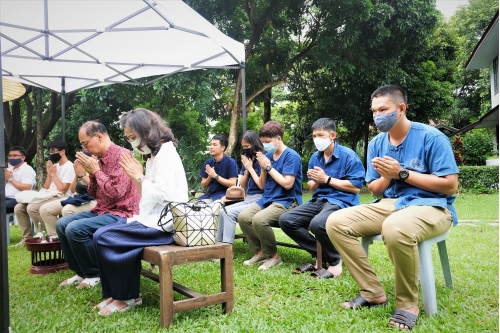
6;212;18;226
361;230;453;315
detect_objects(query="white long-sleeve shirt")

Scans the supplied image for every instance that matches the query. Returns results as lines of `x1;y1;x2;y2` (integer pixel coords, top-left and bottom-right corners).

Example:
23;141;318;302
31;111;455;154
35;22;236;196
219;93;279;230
127;141;189;230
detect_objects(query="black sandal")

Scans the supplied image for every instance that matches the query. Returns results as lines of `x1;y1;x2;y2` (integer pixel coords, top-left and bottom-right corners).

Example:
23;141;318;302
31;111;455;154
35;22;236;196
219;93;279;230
389;309;418;331
292;263;315;274
345;295;388;309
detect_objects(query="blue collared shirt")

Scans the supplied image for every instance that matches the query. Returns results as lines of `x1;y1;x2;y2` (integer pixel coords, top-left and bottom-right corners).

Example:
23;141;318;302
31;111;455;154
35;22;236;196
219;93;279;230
308;142;365;208
366;122;459;225
256;147;303;209
240;159;264;195
199;155;238;201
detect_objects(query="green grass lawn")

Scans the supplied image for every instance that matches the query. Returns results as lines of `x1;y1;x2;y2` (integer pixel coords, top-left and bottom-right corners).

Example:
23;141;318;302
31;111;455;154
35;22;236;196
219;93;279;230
4;193;499;332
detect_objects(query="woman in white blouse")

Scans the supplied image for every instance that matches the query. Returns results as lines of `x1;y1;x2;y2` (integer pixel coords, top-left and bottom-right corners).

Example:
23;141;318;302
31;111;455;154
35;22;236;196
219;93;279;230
92;108;188;315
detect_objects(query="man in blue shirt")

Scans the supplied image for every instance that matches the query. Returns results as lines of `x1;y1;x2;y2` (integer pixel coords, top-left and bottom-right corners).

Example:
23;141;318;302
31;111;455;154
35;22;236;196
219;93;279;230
199;134;238;202
326;85;459;331
238;121;303;270
279;118;365;278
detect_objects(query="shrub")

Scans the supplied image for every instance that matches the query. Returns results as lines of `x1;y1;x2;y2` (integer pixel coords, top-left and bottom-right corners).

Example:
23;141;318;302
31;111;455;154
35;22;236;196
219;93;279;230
451;135;465;165
458;165;499;194
462;129;494;165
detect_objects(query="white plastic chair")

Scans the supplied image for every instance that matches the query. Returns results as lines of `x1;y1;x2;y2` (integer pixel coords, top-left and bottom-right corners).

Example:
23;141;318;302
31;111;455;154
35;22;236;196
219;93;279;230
361;230;453;314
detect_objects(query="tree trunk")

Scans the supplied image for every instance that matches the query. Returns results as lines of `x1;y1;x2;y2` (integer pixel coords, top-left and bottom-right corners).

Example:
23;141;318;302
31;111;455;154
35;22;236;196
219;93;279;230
34;88;45;190
263;88;271;123
226;71;243;155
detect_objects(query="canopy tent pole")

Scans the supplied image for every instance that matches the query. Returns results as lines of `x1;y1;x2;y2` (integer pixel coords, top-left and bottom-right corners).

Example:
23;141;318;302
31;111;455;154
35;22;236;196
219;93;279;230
61;77;66;141
241;64;246;133
0;38;12;333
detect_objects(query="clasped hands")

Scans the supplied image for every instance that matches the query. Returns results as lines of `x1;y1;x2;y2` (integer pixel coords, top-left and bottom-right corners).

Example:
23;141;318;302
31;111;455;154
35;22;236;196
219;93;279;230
255;152;271;170
372;156;401;179
75;152;100;176
205;164;217;179
308;166;328;184
119;153;144;181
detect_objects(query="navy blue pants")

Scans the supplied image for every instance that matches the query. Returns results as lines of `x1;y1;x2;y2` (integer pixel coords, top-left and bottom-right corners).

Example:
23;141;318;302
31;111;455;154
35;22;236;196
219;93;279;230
93;218;174;300
279;200;342;266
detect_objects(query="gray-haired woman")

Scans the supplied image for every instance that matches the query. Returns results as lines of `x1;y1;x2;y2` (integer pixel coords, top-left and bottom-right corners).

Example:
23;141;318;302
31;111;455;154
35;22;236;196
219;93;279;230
93;108;188;315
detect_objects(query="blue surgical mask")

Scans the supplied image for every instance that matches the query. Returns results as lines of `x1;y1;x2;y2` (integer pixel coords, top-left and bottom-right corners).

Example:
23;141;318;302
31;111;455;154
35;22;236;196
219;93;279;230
373;110;398;132
263;142;277;154
8;158;22;166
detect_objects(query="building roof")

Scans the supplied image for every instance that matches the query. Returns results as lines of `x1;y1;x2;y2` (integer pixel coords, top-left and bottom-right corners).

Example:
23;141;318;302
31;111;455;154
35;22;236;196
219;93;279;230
466;12;499;70
455;105;499;135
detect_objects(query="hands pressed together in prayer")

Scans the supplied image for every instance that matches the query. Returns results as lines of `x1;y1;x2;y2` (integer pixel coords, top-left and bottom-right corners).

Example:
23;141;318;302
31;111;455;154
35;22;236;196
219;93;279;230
45;160;57;176
119;152;144;181
255;152;271;170
241;155;254;172
307;166;328;184
75;152;100;176
205;164;217;179
372;156;401;179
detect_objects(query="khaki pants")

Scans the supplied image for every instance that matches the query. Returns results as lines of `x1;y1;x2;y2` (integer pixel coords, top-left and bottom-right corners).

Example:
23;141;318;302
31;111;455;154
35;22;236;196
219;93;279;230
40;200;98;235
326;198;452;309
14;197;62;238
238;201;298;257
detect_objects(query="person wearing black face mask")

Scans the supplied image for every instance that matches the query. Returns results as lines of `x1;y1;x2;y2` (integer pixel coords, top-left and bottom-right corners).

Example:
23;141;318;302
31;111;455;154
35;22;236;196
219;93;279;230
14;140;76;246
5;146;36;214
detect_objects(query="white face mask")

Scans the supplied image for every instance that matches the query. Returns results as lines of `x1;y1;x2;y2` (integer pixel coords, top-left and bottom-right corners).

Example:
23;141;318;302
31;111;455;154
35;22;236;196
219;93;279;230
130;137;152;155
313;137;332;152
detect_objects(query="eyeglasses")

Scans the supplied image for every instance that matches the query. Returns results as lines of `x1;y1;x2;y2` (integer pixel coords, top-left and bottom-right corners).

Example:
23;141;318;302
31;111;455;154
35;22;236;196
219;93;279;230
81;134;96;148
8;154;23;158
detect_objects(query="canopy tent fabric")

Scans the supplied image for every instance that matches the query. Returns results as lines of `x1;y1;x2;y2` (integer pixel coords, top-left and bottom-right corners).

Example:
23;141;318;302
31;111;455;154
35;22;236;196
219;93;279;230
0;1;246;331
0;0;244;93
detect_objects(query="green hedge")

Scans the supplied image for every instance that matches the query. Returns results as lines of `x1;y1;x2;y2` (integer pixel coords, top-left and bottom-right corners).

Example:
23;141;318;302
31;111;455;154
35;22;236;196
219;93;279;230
458;166;499;194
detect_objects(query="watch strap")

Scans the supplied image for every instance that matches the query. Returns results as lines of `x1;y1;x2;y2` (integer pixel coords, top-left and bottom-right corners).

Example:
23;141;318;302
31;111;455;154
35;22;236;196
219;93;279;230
326;176;331;185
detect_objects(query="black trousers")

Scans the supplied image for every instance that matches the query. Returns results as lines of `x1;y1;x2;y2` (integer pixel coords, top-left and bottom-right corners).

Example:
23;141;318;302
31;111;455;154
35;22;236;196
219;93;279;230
279;200;341;266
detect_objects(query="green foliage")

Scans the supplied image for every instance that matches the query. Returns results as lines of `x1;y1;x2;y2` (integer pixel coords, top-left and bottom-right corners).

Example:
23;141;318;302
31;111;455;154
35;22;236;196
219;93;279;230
458;165;499;193
462;129;494;165
177;138;209;191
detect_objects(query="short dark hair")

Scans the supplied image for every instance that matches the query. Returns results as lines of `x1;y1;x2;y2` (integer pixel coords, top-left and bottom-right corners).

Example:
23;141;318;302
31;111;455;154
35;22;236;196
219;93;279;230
9;146;26;156
311;118;336;132
120;108;178;155
212;134;228;152
81;121;108;137
371;85;407;105
48;140;69;153
259;121;284;139
240;130;265;157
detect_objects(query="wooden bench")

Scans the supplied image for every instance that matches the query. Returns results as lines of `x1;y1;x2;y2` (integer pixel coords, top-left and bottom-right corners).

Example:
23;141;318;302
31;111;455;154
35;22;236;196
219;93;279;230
141;242;234;329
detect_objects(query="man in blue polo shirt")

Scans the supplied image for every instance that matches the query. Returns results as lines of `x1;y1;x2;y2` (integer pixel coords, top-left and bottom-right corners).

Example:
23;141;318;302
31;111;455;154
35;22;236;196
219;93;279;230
326;85;459;331
199;134;238;202
279;118;365;278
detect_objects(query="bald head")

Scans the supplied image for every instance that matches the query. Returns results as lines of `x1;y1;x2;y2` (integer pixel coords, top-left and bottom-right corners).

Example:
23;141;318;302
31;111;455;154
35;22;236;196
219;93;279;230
79;121;111;157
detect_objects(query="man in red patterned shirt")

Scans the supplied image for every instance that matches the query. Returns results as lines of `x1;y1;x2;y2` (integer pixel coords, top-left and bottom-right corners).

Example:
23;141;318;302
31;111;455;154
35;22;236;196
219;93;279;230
56;121;140;289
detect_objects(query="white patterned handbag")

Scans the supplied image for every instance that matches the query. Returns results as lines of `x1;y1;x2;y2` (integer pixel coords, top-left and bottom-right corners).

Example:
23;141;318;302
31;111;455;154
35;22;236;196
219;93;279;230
158;200;224;246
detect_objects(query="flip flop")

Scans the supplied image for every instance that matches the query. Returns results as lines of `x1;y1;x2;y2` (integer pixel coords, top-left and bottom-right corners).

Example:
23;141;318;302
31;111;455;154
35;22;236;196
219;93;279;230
98;298;143;316
76;277;100;289
345;295;388;309
292;263;315;274
59;275;84;286
389;309;418;331
93;298;113;310
309;268;335;279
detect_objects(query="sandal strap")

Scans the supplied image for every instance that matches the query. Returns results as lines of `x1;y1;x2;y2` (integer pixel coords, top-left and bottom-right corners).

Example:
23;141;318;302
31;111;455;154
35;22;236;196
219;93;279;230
390;309;418;330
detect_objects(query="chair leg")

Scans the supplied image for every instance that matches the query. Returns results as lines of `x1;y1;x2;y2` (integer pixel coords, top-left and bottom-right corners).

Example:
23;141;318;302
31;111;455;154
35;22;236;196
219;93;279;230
361;238;372;256
418;241;438;315
437;240;453;288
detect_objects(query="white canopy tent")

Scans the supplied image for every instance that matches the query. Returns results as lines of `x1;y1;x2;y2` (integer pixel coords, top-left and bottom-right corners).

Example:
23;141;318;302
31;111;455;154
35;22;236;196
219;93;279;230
0;1;246;330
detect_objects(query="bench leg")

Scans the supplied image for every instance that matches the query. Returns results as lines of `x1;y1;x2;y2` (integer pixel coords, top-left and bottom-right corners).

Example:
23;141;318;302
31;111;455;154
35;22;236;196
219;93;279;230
159;253;174;328
221;245;234;314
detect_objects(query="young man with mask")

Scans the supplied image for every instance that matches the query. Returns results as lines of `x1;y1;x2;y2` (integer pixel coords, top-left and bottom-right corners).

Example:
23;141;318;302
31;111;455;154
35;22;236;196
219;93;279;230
5;146;36;213
56;121;140;289
14;140;75;245
238;121;303;270
199;134;238;202
279;118;365;278
326;85;459;331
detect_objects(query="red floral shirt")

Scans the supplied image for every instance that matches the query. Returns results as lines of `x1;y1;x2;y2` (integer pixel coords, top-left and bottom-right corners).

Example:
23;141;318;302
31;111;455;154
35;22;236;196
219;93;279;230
88;142;140;217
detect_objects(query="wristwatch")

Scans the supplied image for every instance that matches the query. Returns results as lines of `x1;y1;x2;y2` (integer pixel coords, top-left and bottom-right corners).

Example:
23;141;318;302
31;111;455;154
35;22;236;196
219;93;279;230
137;176;146;184
77;173;86;179
214;174;220;181
399;168;410;181
265;165;273;172
7;177;14;182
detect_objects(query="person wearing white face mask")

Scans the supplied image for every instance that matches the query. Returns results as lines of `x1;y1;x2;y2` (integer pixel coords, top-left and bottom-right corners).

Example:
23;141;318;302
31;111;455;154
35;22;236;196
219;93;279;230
4;146;36;214
279;118;365;278
238;121;303;270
